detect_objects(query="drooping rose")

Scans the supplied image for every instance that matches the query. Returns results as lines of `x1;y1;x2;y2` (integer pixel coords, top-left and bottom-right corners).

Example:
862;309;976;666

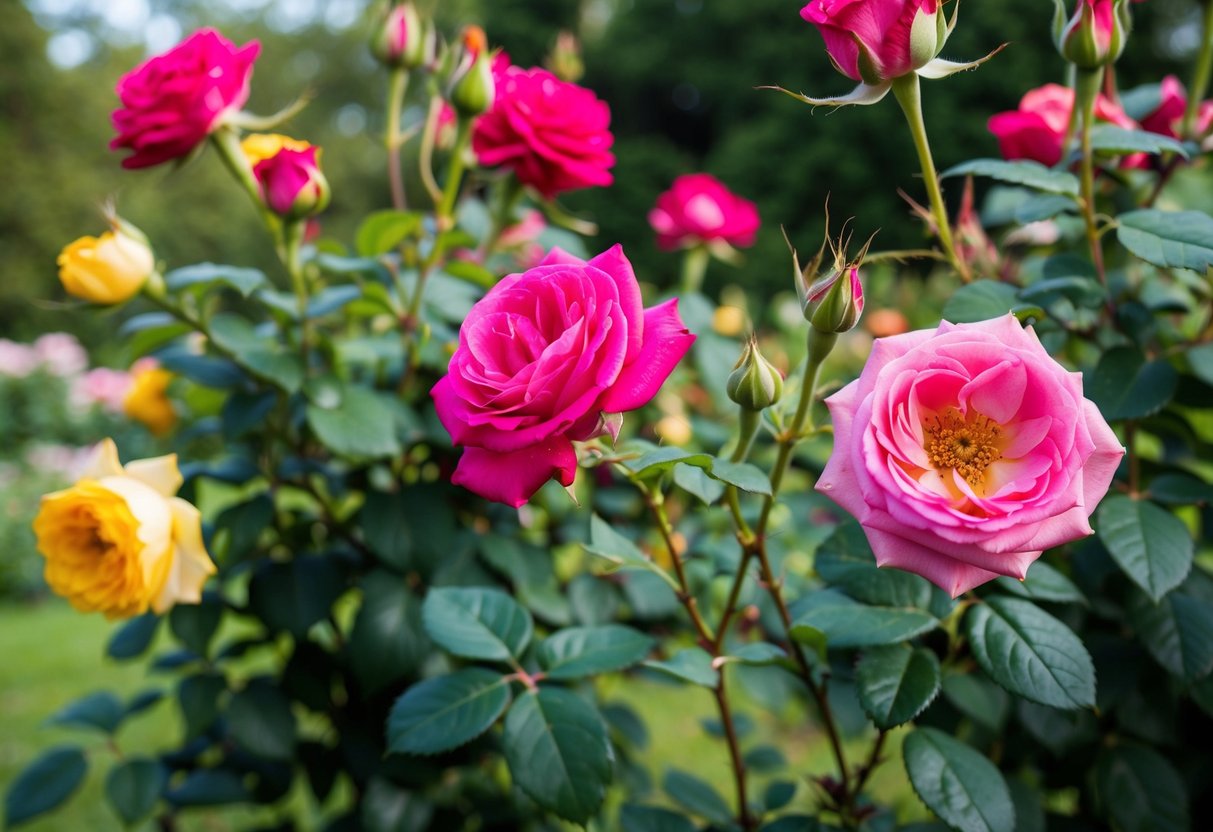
816;315;1123;597
33;439;215;618
432;245;695;506
648;174;760;251
57;228;155;305
473;61;615;197
253;144;330;220
800;0;947;84
124;360;177;436
111;29;260;169
1140;75;1213;139
987;83;1136;166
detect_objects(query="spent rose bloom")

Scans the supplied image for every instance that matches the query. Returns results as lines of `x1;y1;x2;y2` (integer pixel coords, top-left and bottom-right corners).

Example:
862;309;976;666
253;143;331;219
111;29;260;169
988;83;1135;166
33;439;216;618
432;245;695;507
473;61;615;197
800;0;947;84
648;174;761;251
816;315;1123;597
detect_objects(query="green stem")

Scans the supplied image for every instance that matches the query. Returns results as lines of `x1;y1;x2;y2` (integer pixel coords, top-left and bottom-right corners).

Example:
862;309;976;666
477;175;526;261
282;220;311;373
891;73;969;283
1075;68;1110;293
681;245;711;294
437;118;474;230
1183;1;1213;140
385;68;410;211
418;94;445;208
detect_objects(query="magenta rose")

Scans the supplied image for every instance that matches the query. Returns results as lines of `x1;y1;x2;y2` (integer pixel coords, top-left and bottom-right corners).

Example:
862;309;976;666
472;62;615;198
1140;75;1213;138
800;0;945;84
648;174;761;251
988;83;1135;166
253;146;330;220
432;245;695;507
111;29;260;170
816;315;1123;597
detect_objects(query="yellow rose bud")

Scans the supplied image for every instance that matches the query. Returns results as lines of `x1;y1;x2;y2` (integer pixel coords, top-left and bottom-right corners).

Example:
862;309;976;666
241;133;312;167
123;364;176;436
57;229;154;305
33;439;216;619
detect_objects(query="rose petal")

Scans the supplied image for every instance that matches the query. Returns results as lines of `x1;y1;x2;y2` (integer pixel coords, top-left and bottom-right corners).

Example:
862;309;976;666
452;438;578;508
599;299;696;413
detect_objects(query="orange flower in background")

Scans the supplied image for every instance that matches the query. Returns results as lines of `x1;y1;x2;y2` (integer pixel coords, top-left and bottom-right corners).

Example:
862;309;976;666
33;439;215;619
124;362;177;436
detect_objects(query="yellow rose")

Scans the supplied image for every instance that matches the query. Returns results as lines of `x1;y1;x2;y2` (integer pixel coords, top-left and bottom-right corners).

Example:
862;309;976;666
57;229;154;305
241;133;312;167
33;439;216;619
124;364;177;436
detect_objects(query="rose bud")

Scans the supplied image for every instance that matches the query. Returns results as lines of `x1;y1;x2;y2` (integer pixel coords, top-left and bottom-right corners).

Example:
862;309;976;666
57;221;155;305
448;45;497;118
124;360;177;436
801;0;948;85
806;265;865;334
1054;0;1132;70
371;2;425;69
727;336;784;412
547;31;585;83
253;143;331;220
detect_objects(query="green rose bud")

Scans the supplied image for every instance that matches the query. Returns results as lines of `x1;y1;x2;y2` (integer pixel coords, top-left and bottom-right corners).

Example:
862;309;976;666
727;336;784;412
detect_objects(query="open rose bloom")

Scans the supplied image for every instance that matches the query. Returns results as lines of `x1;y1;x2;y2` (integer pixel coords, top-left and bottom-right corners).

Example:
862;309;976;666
988;83;1136;166
649;174;760;251
432;245;695;507
817;315;1123;596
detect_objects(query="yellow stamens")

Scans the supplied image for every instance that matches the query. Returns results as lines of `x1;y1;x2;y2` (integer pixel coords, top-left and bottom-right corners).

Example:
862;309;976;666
924;407;1003;488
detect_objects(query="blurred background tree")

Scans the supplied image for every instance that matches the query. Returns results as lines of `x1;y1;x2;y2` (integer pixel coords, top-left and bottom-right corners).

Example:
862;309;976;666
3;0;1205;344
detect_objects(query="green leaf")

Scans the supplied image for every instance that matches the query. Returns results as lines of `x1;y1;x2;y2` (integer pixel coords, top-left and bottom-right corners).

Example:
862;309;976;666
1016;700;1098;756
643;647;718;688
942;159;1080;196
361;777;435;831
618;805;698;832
503;687;614;824
387;669;511;755
1089;125;1189;158
726;642;788;666
177;673;225;740
942;672;1010;731
964;596;1095;710
169;594;222;658
349;571;430;694
356;210;423;256
709;459;772;495
105;759;167;826
4;747;87;828
164;263;266;297
421;586;533;661
1118;209;1213;271
1097;495;1193;601
166;770;248;806
993;561;1086;604
1013;193;1076;224
856;645;942;729
536;625;655;679
306;386;402;458
226;678;297;761
45;692;124;734
791;591;938;649
568;574;622;626
1188;341;1213;387
1149;471;1213;506
673;462;726;505
1085;347;1178;421
663;769;733;825
815;522;932;608
1018;276;1106;310
903;728;1016;832
942;280;1020;324
1127;585;1213;681
1094;745;1189;832
583;514;675;587
247;555;346;637
623;447;713;479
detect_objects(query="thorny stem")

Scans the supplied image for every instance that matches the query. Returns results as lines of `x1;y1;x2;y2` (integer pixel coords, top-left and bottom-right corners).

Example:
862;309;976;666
385;68;410;211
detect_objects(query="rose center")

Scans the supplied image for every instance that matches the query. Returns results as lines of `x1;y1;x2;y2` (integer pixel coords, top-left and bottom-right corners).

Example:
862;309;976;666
923;408;1003;487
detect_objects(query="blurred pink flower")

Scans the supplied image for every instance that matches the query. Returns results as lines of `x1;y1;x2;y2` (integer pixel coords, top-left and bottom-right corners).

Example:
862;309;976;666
33;333;88;377
648;173;760;251
71;367;134;413
0;339;40;378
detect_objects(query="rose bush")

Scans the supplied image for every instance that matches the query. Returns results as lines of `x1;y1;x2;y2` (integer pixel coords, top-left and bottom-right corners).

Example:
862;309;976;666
432;245;695;506
110;28;259;169
817;315;1124;596
648;173;760;251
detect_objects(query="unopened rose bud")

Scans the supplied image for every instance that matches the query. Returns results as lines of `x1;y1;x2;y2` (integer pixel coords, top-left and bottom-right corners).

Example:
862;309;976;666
372;2;425;69
57;220;155;305
448;47;496;118
806;266;864;334
1054;0;1131;70
253;143;331;220
547;31;584;82
727;336;784;412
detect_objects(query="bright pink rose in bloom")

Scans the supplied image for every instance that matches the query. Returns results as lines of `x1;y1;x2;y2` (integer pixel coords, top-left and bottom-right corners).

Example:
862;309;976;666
111;29;260;169
472;61;615;198
648;174;760;251
816;315;1123;597
432;245;695;507
253;146;330;220
1140;75;1213;138
988;83;1135;166
800;0;947;83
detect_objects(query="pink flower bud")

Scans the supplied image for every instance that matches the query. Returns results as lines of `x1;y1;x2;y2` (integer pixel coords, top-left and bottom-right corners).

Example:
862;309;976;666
253;144;331;220
372;2;425;69
801;0;948;84
1055;0;1131;70
806;266;865;334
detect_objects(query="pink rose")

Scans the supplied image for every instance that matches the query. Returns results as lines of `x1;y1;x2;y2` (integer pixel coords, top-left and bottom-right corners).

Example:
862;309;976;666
800;0;945;83
71;368;133;413
432;245;695;507
253;145;330;219
1140;75;1213;138
987;83;1135;166
648;174;761;251
111;29;260;170
472;62;615;197
816;315;1123;597
33;333;88;377
0;339;40;378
